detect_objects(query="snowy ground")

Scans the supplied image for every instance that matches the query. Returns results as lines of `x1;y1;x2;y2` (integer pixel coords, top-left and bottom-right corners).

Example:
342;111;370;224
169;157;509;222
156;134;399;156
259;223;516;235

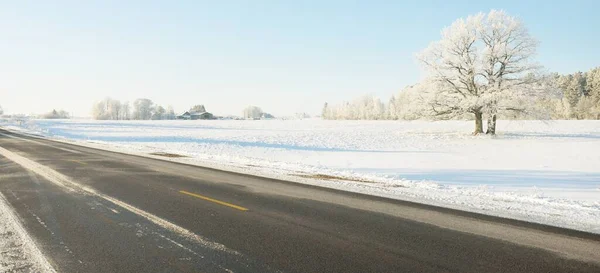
1;118;599;234
0;191;56;272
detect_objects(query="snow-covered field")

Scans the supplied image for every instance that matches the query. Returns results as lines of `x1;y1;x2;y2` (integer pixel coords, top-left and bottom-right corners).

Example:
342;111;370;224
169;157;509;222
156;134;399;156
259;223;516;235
2;118;600;233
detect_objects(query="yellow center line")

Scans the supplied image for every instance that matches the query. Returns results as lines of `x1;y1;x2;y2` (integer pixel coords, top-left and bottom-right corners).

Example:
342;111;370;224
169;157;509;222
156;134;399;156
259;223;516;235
69;160;87;165
179;190;249;211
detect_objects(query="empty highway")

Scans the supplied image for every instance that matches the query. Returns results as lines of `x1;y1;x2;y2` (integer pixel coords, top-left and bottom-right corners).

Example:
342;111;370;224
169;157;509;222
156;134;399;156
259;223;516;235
0;128;599;273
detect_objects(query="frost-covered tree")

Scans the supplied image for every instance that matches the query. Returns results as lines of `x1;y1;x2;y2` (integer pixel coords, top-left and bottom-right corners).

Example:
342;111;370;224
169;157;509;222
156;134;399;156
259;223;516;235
120;102;130;120
550;67;600;119
395;83;435;120
322;66;597;121
243;106;263;119
133;98;154;120
371;97;385;120
92;98;113;120
109;99;122;120
566;73;585;118
0;105;3;116
575;96;596;119
418;10;546;134
92;98;183;120
320;95;388;120
587;68;600;104
92;98;130;120
165;105;176;120
92;101;106;120
588;68;600;118
567;74;584;104
386;96;398;120
190;105;206;113
152;105;166;120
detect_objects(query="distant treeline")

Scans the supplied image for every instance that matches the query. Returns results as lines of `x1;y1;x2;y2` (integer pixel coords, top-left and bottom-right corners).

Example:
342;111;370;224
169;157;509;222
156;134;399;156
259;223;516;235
42;109;70;119
91;98;176;120
322;67;600;120
91;98;279;121
0;106;70;119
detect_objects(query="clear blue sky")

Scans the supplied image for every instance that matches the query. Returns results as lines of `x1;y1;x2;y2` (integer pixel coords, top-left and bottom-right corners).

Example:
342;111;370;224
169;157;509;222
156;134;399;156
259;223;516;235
1;0;598;117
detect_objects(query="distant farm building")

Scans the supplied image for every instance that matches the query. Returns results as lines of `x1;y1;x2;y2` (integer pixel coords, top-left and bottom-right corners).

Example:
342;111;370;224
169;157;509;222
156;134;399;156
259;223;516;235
177;111;214;120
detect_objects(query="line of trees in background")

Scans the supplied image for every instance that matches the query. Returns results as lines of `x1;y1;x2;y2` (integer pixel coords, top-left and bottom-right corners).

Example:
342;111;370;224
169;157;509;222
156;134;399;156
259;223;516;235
322;66;600;122
42;109;70;119
91;99;278;120
242;106;274;119
554;68;600;119
0;105;72;119
322;10;599;135
92;98;176;120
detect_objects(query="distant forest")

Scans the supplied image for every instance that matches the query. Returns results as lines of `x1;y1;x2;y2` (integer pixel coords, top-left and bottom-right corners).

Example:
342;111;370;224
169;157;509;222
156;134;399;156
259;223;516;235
91;98;176;120
322;67;600;121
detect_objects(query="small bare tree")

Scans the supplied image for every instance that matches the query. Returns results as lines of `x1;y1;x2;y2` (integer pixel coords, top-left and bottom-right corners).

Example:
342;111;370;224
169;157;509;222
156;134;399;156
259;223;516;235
418;10;547;134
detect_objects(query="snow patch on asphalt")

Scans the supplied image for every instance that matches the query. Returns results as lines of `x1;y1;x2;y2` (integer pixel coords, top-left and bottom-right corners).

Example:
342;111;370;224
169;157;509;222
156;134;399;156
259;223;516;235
0;191;56;273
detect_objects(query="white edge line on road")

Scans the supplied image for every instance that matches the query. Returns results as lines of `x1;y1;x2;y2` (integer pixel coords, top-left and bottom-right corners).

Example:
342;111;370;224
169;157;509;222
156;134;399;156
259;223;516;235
0;145;240;256
4;127;600;265
0;132;82;154
0;191;57;273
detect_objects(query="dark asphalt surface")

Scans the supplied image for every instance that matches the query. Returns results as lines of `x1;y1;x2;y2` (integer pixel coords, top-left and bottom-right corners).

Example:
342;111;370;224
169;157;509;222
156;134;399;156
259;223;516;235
1;128;599;273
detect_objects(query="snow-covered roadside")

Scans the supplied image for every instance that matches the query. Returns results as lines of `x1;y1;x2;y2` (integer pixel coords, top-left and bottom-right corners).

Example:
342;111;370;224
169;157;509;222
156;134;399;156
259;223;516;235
1;119;599;234
0;191;56;273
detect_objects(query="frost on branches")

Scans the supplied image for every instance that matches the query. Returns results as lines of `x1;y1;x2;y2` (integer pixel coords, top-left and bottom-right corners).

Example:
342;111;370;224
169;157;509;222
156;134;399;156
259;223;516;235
322;95;386;120
320;10;596;127
555;68;600;119
417;10;551;134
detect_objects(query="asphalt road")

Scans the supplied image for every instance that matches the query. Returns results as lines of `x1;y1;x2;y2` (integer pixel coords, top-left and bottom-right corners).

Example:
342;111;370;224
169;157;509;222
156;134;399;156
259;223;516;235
1;127;599;273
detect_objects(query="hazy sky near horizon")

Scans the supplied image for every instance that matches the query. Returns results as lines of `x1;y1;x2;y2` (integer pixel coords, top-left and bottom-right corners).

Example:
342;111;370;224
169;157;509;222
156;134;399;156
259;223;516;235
1;1;599;117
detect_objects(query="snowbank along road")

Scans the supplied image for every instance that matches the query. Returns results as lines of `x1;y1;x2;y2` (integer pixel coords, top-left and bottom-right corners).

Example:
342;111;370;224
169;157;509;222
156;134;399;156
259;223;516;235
0;127;600;272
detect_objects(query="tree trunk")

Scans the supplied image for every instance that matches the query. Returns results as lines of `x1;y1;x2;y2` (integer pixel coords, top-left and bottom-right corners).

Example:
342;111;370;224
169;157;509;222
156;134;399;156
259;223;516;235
473;112;484;135
486;114;497;135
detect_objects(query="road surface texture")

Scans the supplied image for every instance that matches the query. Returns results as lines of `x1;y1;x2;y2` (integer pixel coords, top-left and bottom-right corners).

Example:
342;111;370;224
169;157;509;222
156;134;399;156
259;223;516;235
1;127;599;273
